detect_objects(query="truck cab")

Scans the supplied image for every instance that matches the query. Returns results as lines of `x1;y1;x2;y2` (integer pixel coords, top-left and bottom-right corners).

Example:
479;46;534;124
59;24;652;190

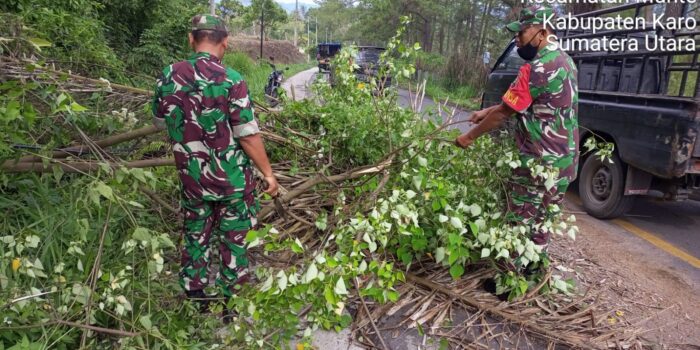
483;3;700;219
317;42;342;72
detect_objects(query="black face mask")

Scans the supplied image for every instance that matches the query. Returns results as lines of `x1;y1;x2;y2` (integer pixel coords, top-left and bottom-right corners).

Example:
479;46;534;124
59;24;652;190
516;30;543;61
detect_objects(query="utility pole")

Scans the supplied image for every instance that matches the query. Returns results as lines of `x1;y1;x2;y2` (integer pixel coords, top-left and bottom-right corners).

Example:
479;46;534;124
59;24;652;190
260;3;265;60
210;0;215;15
294;0;298;47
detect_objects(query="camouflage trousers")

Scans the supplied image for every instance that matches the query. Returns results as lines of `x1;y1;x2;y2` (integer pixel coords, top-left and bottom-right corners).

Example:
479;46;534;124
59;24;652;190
179;193;259;297
506;166;570;246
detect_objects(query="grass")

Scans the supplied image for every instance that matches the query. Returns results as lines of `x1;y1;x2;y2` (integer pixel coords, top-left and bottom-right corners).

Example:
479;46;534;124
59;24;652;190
222;51;313;102
422;79;481;110
400;76;482;111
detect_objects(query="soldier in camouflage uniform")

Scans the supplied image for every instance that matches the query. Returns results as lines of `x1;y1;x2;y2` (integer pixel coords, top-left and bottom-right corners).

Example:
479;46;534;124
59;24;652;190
152;15;279;312
456;5;579;249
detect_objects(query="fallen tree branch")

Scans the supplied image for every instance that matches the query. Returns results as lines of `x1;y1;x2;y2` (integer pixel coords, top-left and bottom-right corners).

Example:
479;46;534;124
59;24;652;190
1;158;174;173
139;186;179;216
54;320;138;337
405;273;591;349
258;159;392;219
6;125;163;165
354;277;389;350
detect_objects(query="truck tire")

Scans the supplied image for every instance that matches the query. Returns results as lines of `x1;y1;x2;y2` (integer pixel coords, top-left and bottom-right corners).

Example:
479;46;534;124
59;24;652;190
578;152;634;219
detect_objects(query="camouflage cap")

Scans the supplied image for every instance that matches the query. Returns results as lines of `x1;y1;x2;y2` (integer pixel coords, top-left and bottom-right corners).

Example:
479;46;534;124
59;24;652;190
191;14;228;33
506;5;554;32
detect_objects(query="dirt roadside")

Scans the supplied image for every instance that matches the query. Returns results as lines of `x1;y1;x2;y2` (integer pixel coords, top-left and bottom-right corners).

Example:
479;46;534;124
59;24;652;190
229;35;307;64
553;198;700;348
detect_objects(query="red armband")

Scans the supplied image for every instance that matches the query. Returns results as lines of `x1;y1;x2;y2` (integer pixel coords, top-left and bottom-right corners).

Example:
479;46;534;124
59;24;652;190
502;64;533;113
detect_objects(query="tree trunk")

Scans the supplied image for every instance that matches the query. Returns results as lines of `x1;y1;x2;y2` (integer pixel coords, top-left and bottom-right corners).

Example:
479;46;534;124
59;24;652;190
476;0;494;60
422;16;433;53
438;23;445;55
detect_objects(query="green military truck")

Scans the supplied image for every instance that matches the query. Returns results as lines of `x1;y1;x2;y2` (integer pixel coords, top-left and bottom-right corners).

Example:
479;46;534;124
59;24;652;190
482;3;700;219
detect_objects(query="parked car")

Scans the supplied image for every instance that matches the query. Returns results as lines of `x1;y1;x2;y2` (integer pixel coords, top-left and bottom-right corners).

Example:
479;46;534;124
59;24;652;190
353;46;392;90
482;3;700;219
317;42;342;72
329;46;392;91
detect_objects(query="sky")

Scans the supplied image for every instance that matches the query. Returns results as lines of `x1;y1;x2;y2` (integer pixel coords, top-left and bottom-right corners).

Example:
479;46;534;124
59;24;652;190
239;0;319;12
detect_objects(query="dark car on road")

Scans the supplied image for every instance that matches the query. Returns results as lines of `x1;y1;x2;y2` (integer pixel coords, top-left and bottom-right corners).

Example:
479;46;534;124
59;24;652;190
329;46;392;90
482;3;700;219
353;46;391;88
317;42;342;72
353;46;392;90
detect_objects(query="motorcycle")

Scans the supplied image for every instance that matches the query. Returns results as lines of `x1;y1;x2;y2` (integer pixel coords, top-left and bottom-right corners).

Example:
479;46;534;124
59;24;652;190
264;58;289;107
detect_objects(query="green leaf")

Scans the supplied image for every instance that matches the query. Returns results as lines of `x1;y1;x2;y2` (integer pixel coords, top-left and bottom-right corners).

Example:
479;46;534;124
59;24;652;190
127;201;144;209
245;230;258;243
304;263;318;282
449;216;463;229
470;204;482;217
133;227;151;241
469;222;479;235
276;270;288;291
291;238;304;253
447;249;459;265
387;290;399;302
130;168;147;183
324;286;336;305
334;278;348;295
139;315;152;330
480;248;491;258
434;247;445;263
70;102;87;112
315;212;328;230
518;279;529;295
94;182;113;201
449;264;464;279
27;37;51;47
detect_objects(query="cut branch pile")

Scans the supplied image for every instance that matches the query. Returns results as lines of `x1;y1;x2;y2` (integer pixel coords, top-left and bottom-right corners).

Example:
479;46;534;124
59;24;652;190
0;58;654;349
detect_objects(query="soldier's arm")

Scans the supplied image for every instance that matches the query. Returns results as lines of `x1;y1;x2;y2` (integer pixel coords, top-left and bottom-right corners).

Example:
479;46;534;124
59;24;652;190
230;79;278;196
151;76;167;131
456;103;515;148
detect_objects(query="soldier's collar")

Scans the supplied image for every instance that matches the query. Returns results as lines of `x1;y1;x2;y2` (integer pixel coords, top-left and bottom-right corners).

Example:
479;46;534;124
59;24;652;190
536;42;559;59
190;51;221;62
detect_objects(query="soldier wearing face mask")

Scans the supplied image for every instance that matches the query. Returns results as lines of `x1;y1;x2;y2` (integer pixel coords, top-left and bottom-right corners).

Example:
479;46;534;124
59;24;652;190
455;5;579;274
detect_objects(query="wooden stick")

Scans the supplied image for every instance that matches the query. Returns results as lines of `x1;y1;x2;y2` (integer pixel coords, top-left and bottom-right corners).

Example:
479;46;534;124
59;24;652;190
139;186;179;215
54;320;138;337
354;277;390;350
7;125;162;165
81;204;112;348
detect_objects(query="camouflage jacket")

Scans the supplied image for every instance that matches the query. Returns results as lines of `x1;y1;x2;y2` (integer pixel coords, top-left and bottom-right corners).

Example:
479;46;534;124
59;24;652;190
501;43;580;181
152;52;259;200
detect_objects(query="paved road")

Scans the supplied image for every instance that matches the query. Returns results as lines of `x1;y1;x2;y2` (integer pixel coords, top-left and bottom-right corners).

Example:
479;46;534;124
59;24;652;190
281;67;317;101
397;88;473;133
283;69;700;281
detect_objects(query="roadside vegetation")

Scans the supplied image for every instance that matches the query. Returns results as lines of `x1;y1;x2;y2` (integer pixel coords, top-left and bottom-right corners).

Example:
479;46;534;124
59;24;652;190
0;2;592;345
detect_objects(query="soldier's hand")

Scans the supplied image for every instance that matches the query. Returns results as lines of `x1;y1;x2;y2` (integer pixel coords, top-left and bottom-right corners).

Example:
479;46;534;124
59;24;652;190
263;175;279;197
455;134;475;149
468;109;487;124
